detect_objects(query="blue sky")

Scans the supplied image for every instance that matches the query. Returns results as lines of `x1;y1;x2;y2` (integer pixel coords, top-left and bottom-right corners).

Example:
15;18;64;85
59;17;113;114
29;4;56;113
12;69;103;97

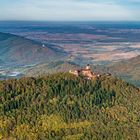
0;0;140;21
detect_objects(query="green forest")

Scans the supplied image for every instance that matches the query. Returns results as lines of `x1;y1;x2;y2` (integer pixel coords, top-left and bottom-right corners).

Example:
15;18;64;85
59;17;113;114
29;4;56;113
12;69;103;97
0;73;140;140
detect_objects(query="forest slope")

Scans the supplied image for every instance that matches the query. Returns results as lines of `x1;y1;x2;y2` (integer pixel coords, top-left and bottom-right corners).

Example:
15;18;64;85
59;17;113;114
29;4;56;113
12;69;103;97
0;73;140;139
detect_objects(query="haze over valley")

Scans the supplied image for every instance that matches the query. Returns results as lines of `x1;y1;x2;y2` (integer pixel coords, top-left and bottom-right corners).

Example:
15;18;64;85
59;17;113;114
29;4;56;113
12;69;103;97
1;22;140;65
0;21;140;86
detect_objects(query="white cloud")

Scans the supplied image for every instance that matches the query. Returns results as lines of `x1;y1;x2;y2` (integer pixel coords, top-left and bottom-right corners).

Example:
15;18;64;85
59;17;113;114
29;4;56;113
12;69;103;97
0;0;139;21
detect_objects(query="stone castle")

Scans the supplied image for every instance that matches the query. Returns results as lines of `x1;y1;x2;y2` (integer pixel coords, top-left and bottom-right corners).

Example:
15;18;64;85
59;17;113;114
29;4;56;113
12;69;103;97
69;64;99;80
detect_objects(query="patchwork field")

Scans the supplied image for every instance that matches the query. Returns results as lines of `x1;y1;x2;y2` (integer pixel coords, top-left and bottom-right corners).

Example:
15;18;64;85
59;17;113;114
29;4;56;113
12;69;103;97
3;22;139;64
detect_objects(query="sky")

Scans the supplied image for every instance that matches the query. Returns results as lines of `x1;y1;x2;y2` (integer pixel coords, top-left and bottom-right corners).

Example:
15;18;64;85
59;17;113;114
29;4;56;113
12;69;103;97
0;0;140;21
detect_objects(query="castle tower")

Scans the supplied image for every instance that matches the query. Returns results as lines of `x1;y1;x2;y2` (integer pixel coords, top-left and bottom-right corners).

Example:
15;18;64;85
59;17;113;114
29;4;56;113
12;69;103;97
86;64;91;70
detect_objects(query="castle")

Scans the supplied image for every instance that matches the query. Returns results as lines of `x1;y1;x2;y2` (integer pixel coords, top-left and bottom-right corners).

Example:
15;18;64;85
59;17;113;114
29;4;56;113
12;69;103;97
69;64;98;80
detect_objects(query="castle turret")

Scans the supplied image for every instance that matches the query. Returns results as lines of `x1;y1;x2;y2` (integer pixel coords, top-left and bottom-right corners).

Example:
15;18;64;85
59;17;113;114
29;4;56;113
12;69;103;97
86;64;91;70
69;64;97;80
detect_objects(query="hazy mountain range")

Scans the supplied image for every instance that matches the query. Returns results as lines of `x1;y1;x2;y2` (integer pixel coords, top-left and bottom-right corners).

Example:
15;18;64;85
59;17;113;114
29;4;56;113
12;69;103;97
108;55;140;87
0;32;65;67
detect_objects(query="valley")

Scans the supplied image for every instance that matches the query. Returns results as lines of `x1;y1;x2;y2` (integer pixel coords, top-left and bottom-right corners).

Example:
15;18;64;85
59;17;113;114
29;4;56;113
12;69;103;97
0;21;140;87
1;22;140;64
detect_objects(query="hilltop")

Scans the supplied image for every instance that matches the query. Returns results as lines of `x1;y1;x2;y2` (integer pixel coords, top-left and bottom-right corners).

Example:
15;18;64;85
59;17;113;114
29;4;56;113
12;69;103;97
0;73;140;139
0;32;65;67
24;56;140;87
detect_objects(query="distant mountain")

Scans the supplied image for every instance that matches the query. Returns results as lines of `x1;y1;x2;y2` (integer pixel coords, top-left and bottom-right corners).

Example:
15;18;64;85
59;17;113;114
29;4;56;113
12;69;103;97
108;55;140;87
25;60;79;76
0;32;66;67
0;73;140;139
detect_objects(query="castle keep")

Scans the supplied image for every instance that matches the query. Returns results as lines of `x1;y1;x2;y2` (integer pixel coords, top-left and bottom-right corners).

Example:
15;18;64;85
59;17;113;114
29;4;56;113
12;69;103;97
69;64;98;80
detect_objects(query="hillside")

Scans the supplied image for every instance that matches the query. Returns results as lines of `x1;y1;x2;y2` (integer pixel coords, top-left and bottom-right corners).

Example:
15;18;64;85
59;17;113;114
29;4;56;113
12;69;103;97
0;32;65;67
25;54;140;88
0;73;140;139
25;61;79;76
24;56;140;87
108;55;140;87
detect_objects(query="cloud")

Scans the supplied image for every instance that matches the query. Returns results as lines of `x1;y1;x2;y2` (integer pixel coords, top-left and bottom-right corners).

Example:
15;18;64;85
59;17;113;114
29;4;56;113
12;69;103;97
0;0;139;21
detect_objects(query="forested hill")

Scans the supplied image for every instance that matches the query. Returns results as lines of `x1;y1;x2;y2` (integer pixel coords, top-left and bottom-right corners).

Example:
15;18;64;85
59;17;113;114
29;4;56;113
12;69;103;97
0;73;140;139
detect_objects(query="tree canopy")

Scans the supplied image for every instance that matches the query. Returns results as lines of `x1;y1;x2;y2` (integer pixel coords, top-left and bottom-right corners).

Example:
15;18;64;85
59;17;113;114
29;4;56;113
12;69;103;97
0;73;140;140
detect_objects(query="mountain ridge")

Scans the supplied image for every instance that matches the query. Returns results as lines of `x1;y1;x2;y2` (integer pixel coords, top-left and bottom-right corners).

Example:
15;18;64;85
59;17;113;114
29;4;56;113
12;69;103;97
0;32;66;67
107;55;140;87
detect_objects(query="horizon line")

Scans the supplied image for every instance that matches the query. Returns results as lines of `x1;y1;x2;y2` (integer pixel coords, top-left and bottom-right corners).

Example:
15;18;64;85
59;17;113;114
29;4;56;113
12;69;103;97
0;20;140;22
